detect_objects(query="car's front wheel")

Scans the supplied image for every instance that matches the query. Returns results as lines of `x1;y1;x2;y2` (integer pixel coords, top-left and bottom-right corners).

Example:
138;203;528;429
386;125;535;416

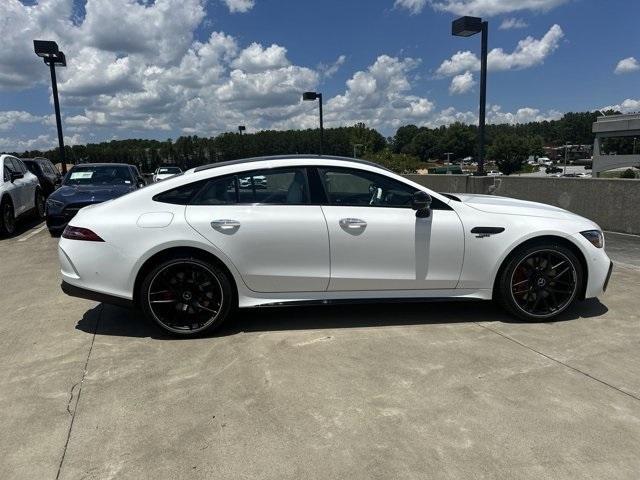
497;242;583;321
140;256;234;336
34;189;45;219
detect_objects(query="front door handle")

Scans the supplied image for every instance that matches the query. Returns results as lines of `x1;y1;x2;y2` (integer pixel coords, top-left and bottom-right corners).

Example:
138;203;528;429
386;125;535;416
339;218;367;229
211;219;240;231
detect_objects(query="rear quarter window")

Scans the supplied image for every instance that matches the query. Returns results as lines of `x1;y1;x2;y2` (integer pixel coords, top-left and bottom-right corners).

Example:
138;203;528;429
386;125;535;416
153;180;208;205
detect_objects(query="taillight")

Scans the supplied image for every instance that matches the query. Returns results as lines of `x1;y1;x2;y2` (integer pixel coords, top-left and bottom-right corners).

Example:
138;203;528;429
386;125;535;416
62;226;105;242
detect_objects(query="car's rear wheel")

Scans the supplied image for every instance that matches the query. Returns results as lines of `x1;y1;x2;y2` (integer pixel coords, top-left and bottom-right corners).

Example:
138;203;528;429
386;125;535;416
140;257;234;336
497;243;583;321
0;198;16;236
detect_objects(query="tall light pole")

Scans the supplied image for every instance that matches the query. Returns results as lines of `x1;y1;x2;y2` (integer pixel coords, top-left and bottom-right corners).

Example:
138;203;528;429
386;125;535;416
33;40;68;174
353;143;363;158
452;16;488;176
302;91;323;155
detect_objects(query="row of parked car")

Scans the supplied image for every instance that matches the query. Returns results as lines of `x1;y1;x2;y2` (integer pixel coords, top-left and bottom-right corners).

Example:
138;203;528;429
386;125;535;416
0;154;183;237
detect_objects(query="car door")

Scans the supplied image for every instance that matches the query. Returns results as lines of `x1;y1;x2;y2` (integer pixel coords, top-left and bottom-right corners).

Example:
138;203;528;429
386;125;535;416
15;158;37;210
6;158;30;214
316;167;464;291
185;167;330;293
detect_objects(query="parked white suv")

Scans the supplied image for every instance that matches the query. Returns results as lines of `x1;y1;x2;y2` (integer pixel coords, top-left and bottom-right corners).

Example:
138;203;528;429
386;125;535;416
152;166;182;182
1;154;44;235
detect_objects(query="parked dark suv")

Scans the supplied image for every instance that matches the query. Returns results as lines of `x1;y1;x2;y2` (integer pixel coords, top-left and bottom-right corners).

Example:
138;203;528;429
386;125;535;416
23;158;62;198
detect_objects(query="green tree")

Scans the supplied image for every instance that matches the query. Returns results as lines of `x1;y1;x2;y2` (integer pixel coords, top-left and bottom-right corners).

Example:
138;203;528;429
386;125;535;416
487;134;531;175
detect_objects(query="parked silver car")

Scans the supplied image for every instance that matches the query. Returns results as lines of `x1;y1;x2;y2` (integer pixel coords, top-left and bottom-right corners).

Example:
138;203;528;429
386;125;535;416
0;154;44;235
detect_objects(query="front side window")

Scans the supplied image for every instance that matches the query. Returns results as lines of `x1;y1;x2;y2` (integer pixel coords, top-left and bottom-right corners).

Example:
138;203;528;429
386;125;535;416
318;167;414;208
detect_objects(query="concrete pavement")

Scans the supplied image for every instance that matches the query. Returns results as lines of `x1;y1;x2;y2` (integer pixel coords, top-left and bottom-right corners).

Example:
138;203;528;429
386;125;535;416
1;223;640;479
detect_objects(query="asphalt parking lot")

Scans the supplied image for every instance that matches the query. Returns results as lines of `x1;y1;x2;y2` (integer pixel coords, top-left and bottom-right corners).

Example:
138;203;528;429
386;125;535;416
1;223;640;480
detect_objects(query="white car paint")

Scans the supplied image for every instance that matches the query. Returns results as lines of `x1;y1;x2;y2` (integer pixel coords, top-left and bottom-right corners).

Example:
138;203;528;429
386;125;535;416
1;154;39;217
59;156;611;311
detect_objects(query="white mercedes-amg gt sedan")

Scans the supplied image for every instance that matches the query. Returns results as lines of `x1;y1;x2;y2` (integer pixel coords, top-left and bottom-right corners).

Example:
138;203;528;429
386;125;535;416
58;155;612;337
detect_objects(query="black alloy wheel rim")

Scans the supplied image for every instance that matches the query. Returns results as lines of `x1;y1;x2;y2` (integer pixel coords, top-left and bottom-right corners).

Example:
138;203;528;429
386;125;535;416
510;249;578;318
3;203;15;234
147;261;224;333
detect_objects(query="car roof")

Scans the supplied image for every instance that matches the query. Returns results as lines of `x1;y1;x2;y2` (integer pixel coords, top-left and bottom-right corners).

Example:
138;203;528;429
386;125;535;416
193;155;391;173
71;163;131;167
22;157;52;163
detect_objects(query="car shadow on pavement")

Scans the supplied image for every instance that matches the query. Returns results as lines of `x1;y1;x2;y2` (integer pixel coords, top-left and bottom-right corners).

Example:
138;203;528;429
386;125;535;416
0;218;44;240
75;298;609;340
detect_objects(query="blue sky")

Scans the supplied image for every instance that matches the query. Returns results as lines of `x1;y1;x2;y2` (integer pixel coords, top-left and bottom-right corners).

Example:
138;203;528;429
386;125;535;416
1;0;639;152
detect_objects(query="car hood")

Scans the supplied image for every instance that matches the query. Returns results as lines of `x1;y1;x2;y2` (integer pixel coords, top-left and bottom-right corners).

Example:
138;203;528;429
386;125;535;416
452;193;580;220
49;184;135;204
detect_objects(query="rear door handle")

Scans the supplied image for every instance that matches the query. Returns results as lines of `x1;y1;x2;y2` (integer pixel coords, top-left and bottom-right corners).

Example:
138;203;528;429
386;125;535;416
339;218;367;229
211;219;240;231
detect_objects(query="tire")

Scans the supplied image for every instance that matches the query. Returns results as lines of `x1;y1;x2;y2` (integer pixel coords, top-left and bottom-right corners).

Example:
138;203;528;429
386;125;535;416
139;256;234;337
497;242;583;321
0;197;16;237
34;189;45;219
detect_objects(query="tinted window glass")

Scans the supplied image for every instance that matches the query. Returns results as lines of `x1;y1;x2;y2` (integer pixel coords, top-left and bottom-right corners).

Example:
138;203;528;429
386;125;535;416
5;158;20;174
64;165;133;186
318;168;414;207
237;168;309;204
153;180;207;205
24;162;39;175
15;159;27;174
192;176;237;205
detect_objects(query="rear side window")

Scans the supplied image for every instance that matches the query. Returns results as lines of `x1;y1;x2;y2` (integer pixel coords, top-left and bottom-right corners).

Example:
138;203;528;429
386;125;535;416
192;168;310;206
156;168;311;206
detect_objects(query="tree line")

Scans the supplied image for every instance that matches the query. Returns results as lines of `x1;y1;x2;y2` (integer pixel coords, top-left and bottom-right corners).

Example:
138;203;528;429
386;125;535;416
10;110;634;175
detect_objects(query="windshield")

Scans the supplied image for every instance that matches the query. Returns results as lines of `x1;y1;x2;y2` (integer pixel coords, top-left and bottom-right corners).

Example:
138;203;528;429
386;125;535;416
64;165;133;186
158;167;181;174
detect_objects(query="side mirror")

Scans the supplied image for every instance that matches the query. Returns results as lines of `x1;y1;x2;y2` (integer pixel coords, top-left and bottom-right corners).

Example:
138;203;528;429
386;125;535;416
411;191;432;218
137;180;146;188
10;171;24;182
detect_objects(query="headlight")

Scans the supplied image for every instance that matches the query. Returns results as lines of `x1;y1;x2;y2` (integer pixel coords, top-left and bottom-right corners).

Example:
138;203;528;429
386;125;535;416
580;230;604;248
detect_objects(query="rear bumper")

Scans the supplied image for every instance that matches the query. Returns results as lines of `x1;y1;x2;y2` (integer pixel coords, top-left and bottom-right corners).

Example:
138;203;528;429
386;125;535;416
61;281;134;308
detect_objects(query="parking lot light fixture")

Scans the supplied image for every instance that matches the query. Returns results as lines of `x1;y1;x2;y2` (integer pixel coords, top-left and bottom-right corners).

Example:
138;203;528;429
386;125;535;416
302;91;323;155
452;16;488;176
34;40;68;174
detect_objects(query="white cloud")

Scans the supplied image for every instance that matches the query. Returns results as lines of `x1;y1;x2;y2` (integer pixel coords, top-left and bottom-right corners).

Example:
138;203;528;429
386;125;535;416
0;111;46;131
499;18;528;30
312;55;435;131
487;105;562;124
429;0;569;16
222;0;255;13
600;99;640;114
437;24;564;76
230;43;290;73
394;0;428;14
318;55;347;79
449;71;475;94
0;134;54;152
614;57;640;75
